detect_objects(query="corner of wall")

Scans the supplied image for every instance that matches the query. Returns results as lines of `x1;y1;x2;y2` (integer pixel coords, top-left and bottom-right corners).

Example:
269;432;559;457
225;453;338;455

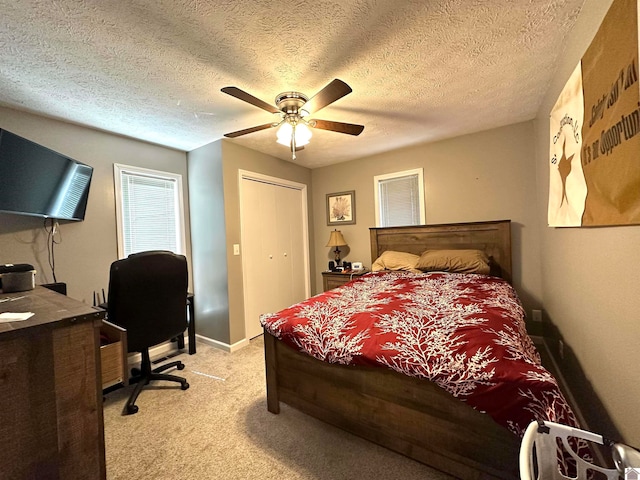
187;140;231;344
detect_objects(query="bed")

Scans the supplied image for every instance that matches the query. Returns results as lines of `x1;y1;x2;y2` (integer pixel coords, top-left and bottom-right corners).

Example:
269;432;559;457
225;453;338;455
261;220;576;479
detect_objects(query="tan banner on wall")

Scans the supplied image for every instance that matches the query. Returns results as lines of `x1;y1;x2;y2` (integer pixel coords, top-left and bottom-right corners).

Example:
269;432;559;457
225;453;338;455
549;64;587;227
549;0;640;227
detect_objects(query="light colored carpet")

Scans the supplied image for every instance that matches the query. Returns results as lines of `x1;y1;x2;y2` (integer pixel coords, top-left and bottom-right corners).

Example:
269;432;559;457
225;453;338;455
103;337;454;480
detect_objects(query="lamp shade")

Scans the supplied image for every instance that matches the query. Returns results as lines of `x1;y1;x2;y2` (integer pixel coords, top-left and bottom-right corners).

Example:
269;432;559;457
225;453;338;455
326;230;347;247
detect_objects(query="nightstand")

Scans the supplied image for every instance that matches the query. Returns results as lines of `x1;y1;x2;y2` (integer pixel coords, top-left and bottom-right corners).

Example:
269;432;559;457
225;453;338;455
322;270;369;292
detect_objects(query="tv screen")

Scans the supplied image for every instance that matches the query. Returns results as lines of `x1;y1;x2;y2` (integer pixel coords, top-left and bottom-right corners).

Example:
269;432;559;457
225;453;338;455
0;129;93;221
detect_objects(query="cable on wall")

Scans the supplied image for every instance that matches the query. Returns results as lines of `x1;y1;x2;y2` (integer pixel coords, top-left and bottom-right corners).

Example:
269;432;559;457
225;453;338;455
44;218;61;283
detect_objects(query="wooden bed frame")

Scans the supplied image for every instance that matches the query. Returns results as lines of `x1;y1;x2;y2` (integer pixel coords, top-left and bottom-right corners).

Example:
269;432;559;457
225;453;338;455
263;220;521;479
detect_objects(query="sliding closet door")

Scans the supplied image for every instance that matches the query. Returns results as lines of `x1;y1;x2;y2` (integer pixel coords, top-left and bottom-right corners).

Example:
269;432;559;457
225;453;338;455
240;173;309;339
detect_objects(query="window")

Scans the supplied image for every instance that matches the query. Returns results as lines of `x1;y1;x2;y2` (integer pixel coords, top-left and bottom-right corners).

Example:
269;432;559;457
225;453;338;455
374;168;425;227
114;164;186;258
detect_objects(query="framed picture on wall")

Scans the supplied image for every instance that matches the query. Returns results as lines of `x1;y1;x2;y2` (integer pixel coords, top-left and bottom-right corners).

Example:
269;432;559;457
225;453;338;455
326;190;356;225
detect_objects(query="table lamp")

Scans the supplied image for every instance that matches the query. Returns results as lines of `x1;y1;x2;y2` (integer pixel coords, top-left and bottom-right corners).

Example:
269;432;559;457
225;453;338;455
326;229;348;265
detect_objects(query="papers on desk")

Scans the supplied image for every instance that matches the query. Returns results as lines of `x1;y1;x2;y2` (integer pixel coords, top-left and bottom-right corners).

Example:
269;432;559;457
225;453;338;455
0;312;35;322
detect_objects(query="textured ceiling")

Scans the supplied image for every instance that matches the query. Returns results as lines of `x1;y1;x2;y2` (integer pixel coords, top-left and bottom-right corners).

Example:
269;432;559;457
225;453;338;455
0;0;585;168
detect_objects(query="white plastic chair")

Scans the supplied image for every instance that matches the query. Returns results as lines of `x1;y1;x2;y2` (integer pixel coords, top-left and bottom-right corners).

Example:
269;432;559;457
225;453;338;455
519;420;619;480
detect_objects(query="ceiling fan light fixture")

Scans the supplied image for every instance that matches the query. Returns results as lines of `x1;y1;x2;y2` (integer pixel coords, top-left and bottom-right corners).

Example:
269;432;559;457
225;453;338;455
276;121;312;148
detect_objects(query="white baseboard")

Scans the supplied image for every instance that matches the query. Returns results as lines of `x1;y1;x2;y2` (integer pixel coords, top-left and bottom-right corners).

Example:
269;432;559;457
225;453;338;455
126;333;250;367
195;333;249;353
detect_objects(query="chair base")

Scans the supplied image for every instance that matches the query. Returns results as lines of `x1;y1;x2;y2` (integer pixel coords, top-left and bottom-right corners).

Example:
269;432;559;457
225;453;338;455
124;348;189;415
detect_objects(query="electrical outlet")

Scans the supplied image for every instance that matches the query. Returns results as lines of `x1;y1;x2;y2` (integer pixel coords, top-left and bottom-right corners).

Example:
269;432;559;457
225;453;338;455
558;339;564;360
532;309;542;322
233;244;240;256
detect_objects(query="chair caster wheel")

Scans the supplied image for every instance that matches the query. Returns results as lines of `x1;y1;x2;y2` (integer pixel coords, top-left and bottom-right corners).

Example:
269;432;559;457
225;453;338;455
126;404;139;415
181;382;189;390
177;363;185;371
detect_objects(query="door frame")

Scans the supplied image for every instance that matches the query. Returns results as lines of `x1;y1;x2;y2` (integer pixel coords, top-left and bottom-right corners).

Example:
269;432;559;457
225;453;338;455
238;170;311;340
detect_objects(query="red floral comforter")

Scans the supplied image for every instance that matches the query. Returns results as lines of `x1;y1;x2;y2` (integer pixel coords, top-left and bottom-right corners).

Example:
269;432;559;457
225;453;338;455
260;271;579;437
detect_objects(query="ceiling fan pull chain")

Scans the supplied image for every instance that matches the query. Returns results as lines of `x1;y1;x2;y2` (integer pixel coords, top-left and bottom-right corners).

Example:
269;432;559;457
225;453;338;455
291;125;297;160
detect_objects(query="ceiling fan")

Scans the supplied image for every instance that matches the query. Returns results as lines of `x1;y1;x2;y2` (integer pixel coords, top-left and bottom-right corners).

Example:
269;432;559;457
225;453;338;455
221;79;364;160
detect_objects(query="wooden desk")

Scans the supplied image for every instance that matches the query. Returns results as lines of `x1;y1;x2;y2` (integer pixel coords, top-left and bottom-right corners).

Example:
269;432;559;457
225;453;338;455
0;286;106;480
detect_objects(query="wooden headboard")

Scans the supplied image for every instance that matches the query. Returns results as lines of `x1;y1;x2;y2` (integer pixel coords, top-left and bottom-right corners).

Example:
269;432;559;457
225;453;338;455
369;220;512;282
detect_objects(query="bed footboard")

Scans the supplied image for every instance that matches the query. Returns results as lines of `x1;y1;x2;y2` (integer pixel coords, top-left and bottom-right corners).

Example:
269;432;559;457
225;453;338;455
263;331;520;480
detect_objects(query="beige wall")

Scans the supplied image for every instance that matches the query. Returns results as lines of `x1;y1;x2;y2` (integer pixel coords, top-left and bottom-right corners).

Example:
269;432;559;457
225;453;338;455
311;121;542;315
535;0;640;445
0;107;190;304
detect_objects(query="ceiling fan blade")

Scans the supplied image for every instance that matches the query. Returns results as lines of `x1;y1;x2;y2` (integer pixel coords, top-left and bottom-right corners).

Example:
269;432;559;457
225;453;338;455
311;119;364;136
221;87;281;114
303;79;352;114
223;123;275;138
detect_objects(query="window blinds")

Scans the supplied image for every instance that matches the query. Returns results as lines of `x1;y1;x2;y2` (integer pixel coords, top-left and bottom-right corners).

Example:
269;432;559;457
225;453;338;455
378;174;420;227
119;170;179;257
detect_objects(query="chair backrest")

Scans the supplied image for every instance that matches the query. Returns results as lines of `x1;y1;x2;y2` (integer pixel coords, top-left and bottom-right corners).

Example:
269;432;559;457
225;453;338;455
107;251;188;353
520;420;619;480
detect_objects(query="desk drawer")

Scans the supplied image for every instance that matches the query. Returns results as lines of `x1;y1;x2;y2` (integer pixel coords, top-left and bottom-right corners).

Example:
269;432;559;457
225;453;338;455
100;320;128;390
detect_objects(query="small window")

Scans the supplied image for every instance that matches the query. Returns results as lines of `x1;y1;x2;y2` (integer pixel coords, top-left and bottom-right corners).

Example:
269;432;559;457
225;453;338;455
114;164;186;258
374;168;425;227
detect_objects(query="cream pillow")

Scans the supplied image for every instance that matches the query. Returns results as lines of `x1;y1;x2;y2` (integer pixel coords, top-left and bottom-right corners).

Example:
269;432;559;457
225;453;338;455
415;249;490;274
371;251;421;273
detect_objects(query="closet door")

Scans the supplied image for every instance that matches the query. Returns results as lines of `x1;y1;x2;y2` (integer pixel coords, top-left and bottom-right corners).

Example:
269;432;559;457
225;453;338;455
274;184;306;310
241;179;276;339
240;175;309;339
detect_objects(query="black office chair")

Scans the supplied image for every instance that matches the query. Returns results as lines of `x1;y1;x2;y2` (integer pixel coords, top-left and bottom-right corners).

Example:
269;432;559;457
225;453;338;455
107;250;190;414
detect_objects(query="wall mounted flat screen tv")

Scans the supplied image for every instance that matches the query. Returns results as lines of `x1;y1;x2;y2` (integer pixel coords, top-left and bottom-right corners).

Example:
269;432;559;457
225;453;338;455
0;129;93;221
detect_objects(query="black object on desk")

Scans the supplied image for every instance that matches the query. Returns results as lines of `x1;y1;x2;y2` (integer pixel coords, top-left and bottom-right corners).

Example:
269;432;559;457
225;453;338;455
41;282;67;295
